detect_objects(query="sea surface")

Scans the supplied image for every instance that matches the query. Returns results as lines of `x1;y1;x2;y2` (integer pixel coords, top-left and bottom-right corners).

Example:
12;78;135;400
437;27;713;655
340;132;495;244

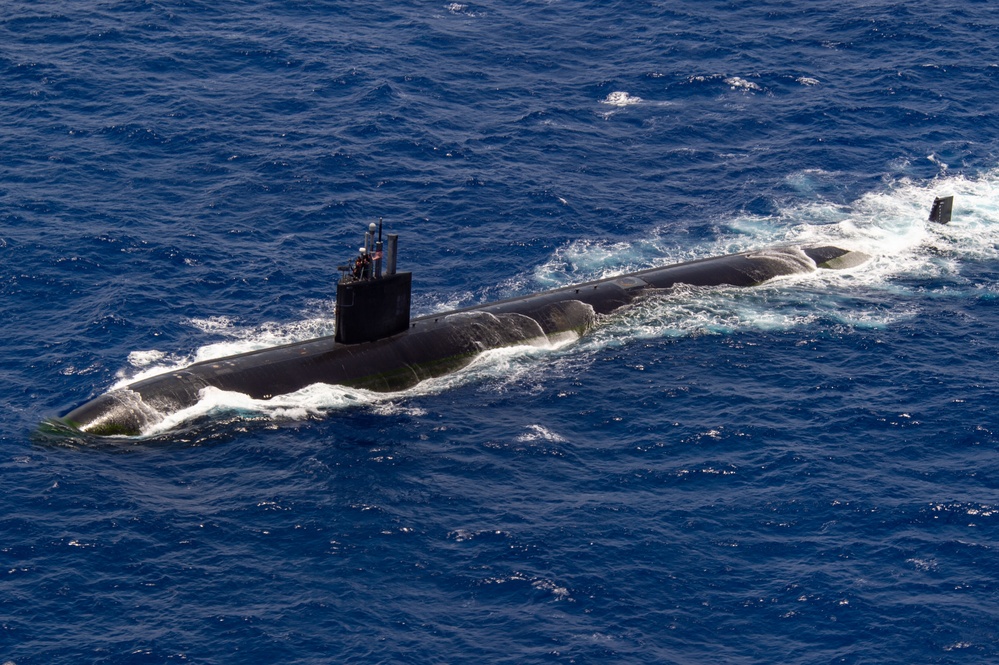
2;1;998;663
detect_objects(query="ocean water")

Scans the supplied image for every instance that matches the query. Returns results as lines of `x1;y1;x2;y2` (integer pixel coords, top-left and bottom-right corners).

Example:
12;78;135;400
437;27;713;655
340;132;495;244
2;0;998;662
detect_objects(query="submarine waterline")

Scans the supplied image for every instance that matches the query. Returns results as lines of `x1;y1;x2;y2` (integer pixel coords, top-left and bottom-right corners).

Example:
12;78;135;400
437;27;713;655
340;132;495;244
55;239;873;437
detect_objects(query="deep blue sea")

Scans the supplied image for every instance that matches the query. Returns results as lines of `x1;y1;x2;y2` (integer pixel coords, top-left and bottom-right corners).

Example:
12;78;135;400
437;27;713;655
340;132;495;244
3;1;998;662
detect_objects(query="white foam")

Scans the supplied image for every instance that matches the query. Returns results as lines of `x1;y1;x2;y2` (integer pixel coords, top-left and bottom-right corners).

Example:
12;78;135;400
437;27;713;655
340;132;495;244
113;353;193;389
601;91;643;107
445;3;474;16
188;315;237;334
516;424;568;443
135;332;580;435
112;309;338;389
142;383;372;436
530;238;657;287
127;350;166;367
548;170;999;345
725;76;761;91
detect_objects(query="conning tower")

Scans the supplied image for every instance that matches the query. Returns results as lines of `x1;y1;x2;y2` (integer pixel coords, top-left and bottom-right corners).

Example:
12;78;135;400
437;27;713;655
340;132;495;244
334;219;412;344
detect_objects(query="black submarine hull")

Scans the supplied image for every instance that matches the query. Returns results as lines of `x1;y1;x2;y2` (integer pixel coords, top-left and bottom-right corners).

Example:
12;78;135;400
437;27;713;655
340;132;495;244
58;245;867;436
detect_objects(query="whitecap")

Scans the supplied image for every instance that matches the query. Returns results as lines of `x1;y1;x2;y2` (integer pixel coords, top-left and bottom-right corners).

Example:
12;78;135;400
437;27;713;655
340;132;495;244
927;152;949;171
445;3;475;16
515;424;567;443
127;350;166;367
188;315;236;333
725;76;761;91
600;91;642;106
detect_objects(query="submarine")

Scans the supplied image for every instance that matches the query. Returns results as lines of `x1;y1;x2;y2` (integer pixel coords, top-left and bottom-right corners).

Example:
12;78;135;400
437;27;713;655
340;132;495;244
53;197;953;437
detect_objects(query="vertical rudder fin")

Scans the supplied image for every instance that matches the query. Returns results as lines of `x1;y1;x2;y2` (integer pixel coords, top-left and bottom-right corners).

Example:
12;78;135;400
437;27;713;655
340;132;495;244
929;196;954;224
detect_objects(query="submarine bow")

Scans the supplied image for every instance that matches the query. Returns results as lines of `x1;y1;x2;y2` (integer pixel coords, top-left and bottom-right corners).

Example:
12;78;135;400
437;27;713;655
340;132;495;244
55;234;870;437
